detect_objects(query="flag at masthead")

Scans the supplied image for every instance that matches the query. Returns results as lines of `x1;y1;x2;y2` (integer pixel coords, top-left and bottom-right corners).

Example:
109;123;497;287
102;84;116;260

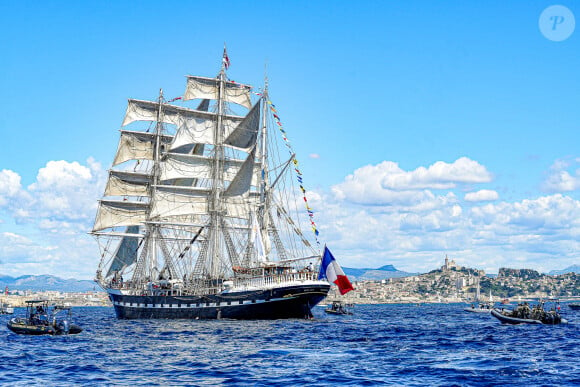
222;44;230;70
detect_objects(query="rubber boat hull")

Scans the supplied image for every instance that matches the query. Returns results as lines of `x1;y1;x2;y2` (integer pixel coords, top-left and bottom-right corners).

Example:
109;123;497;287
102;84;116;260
491;309;567;325
108;283;330;320
7;319;83;335
325;310;353;315
464;307;492;313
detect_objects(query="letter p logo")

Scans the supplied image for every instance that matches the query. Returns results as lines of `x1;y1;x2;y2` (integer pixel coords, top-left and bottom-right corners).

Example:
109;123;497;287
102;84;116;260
540;6;575;41
550;15;565;30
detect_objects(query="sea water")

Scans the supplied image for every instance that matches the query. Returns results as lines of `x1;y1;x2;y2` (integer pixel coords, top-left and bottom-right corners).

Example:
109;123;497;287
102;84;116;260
1;303;579;386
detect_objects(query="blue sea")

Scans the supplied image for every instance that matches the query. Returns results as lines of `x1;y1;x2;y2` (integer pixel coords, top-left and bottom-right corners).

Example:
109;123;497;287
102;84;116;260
1;303;579;386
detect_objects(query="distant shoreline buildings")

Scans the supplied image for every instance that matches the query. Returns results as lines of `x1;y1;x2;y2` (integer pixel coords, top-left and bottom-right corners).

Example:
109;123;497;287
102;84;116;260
1;256;579;307
330;256;580;304
1;290;109;308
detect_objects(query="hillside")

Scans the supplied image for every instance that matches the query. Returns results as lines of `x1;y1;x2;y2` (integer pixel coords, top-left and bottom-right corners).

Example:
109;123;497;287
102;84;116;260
549;265;580;276
0;275;98;293
342;265;416;281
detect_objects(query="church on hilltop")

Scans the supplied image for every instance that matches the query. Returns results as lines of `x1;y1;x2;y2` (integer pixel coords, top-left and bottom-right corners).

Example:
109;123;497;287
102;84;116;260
441;255;460;271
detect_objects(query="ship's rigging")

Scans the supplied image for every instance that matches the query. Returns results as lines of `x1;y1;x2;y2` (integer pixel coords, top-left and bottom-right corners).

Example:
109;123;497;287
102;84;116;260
92;63;322;297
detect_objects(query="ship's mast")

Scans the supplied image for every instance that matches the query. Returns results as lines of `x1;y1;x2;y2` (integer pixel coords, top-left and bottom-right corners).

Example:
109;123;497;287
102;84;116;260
259;78;270;241
209;68;227;278
148;89;165;281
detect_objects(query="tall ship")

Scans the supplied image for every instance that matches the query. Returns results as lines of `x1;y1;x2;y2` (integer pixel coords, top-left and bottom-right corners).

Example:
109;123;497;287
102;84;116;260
91;50;350;319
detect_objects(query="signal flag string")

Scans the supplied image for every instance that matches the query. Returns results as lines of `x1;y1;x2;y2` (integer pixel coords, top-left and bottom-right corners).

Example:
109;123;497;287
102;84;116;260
261;96;321;245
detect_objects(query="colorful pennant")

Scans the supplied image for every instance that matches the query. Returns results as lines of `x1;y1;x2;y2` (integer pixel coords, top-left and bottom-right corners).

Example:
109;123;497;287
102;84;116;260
265;98;320;244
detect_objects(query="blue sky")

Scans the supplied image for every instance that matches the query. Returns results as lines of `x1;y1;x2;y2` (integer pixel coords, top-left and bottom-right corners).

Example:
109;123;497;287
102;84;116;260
0;1;578;279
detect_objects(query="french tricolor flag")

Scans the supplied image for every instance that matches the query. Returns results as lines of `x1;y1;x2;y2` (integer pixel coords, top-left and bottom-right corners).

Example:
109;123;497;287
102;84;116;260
318;246;354;295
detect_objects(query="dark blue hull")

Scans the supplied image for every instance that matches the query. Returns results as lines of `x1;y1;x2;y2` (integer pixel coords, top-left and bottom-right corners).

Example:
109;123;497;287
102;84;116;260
108;283;330;320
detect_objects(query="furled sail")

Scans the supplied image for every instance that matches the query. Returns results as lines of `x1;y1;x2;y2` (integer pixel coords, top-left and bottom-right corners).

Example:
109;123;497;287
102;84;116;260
183;75;252;108
93;200;148;232
105;170;151;197
106;226;141;277
113;130;173;166
224;100;261;150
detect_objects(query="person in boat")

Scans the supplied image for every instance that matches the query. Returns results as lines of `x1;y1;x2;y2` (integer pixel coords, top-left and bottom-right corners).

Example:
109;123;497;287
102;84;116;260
30;311;38;325
306;262;313;272
33;305;50;325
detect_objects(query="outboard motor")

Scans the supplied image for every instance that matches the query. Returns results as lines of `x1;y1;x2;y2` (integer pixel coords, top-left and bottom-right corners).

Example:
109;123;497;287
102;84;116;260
58;320;70;334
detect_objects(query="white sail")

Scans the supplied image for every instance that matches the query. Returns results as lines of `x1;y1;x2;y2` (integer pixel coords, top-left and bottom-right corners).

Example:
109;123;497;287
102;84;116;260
105;170;151;197
149;186;210;219
113;130;173;166
224;100;261;150
106;226;141;277
169;116;240;150
122;99;241;127
160;153;259;185
224;148;258;197
250;213;266;262
222;195;259;220
160;154;213;182
149;186;257;220
184;75;252;108
92;200;148;232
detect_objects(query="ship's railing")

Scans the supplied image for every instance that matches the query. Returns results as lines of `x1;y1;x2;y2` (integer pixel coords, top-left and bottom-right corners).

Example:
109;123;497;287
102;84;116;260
232;271;320;290
105;268;323;295
106;279;185;296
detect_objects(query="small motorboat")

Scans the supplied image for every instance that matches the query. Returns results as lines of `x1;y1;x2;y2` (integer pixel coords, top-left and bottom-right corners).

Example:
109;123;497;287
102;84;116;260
7;300;82;335
464;289;495;313
325;300;353;315
464;302;494;313
491;300;567;325
0;303;14;315
568;303;580;310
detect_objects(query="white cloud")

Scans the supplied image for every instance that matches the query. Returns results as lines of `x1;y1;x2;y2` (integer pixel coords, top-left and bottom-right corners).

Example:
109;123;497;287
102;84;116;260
381;157;492;190
542;158;580;192
0;159;106;278
464;189;499;202
317;171;580;274
309;153;320;159
19;159;105;226
331;157;492;206
0;231;98;278
0;169;24;206
331;161;432;206
30;160;92;190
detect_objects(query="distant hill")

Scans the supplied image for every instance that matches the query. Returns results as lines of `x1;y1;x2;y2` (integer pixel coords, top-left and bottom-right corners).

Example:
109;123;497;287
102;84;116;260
549;265;580;276
0;275;98;293
343;265;416;281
